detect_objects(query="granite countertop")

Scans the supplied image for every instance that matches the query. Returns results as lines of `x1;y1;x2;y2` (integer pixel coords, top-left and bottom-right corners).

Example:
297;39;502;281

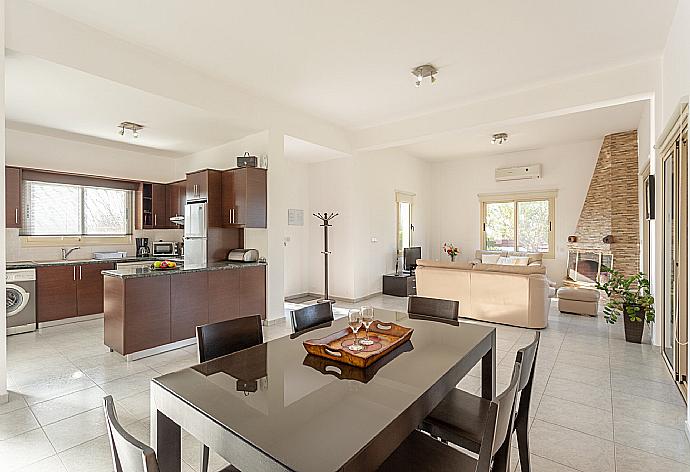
6;256;184;270
102;261;266;279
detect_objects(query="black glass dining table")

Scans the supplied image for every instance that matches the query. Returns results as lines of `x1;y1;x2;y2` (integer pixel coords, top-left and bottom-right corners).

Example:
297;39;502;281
150;309;496;472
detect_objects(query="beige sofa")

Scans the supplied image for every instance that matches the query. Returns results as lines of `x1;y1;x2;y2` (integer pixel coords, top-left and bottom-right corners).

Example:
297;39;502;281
415;259;550;328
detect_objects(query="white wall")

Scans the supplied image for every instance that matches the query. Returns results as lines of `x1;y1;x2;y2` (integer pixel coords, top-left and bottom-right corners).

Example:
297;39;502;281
660;0;690;130
430;140;602;279
6;127;178;183
283;158;311;297
1;0;8;402
306;148;432;300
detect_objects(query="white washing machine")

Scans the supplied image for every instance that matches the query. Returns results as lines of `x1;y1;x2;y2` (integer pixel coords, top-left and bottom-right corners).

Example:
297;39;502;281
6;268;37;335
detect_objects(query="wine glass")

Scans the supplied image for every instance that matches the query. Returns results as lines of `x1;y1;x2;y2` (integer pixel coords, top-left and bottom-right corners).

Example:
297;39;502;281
347;309;364;351
359;306;375;345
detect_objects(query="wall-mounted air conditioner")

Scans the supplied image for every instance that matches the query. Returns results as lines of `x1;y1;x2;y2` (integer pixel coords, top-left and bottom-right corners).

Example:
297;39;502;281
495;164;542;182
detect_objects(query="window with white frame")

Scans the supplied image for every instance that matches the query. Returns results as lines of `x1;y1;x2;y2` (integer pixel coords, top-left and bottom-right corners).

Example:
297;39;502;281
396;191;415;254
23;180;133;237
480;192;556;258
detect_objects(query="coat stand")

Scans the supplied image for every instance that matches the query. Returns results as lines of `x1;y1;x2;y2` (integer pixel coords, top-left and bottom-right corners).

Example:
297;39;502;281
313;212;339;304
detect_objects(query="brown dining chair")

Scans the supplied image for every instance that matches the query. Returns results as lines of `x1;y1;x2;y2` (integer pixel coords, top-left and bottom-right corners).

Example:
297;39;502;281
196;315;264;471
420;332;540;472
196;315;263;363
379;362;522;472
407;295;459;321
290;301;334;334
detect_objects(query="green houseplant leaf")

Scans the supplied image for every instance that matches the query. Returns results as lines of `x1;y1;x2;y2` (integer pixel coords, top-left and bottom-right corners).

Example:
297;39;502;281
596;270;655;325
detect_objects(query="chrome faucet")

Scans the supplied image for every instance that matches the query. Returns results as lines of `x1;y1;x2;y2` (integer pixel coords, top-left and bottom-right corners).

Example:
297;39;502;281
61;247;80;260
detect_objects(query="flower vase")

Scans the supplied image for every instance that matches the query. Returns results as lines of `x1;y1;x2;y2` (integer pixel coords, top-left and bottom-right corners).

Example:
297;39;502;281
450;255;456;262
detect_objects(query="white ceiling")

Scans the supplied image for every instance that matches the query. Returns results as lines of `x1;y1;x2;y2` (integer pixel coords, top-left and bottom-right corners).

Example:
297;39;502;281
401;100;648;161
284;136;350;164
5;51;254;156
27;0;678;129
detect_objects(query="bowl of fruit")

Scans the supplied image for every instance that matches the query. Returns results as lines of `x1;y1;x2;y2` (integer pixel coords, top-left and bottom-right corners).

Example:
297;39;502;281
150;260;179;271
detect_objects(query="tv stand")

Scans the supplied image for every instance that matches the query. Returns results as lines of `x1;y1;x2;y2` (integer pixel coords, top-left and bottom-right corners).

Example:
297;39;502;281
383;272;417;297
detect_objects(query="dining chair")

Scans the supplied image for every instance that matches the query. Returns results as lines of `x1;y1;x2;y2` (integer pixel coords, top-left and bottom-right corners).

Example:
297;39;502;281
104;395;159;472
420;332;541;472
196;314;263;363
104;396;238;472
196;315;264;471
290;301;334;334
407;295;459;321
379;363;522;472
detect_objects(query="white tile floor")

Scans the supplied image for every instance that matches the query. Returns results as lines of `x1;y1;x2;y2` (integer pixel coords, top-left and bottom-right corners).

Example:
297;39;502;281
1;295;688;472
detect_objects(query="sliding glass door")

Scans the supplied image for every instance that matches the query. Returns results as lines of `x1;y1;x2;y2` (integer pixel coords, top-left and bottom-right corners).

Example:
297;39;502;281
660;120;688;397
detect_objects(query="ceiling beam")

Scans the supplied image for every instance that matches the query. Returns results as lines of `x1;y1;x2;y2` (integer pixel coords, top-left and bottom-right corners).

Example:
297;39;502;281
6;0;351;155
350;60;658;151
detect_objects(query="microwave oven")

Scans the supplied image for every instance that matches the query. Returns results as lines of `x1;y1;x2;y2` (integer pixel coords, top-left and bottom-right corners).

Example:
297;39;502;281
152;241;178;256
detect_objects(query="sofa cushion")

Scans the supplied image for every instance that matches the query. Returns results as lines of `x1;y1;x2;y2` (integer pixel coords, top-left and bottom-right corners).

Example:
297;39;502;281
507;251;543;265
416;259;474;271
472;263;547;275
483;254;502;264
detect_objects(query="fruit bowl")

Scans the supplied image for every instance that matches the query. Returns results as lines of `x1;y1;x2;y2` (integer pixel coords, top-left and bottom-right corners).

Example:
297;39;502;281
150;260;180;271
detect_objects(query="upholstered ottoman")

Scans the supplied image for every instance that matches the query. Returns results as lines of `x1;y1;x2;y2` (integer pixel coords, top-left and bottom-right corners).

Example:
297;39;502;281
557;287;600;316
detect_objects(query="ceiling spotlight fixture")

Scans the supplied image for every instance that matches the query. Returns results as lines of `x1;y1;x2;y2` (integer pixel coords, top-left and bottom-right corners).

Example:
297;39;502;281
118;121;143;139
411;64;438;87
491;132;509;145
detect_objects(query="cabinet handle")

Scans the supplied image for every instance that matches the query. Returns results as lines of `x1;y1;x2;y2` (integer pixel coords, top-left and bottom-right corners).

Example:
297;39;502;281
15;208;18;224
154;214;157;226
79;266;82;280
73;267;76;281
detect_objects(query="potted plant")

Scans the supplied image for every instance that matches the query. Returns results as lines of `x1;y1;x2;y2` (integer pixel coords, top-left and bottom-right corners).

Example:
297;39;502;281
596;270;655;343
443;243;460;262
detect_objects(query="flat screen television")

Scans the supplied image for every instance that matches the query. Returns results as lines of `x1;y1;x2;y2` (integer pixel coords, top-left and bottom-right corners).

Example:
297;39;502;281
404;246;422;272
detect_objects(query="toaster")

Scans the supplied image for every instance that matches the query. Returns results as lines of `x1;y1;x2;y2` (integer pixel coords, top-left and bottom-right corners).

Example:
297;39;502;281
227;248;260;262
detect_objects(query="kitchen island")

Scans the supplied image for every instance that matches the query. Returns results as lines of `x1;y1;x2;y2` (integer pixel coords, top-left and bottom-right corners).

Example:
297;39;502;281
102;262;266;359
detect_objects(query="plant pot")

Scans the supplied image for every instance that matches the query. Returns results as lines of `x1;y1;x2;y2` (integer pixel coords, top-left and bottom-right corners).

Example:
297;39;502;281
622;304;645;343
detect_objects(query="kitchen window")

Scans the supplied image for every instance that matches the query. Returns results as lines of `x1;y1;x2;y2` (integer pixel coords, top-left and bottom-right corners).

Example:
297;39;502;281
22;180;134;237
480;191;556;259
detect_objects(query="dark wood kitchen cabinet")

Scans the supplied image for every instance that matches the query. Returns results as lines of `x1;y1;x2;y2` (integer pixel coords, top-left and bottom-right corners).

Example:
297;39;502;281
186;170;223;227
170;272;209;342
186;170;209;201
37;262;115;322
5;167;22;229
77;263;115;316
222;167;267;228
166;180;185;228
207;269;240;323
36;266;78;322
239;265;266;319
151;183;167;229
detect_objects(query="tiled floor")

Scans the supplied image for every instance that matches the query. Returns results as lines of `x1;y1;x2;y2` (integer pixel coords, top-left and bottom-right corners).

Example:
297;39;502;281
1;295;688;472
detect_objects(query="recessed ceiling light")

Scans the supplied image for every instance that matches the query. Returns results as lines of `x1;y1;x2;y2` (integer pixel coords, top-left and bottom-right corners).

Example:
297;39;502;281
491;133;508;145
411;64;438;87
118;121;143;139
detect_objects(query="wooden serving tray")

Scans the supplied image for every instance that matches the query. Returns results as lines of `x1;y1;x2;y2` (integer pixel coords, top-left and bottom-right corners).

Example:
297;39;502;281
303;321;413;368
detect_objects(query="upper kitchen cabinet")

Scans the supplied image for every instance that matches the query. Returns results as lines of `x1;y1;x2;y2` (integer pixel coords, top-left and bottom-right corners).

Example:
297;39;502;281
222;167;267;228
151;183;167;229
166;180;185;228
138;182;169;229
6;167;22;229
186;170;223;227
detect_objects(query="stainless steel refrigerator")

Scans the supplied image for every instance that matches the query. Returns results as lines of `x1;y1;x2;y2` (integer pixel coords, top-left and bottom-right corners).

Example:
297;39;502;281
184;202;208;267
